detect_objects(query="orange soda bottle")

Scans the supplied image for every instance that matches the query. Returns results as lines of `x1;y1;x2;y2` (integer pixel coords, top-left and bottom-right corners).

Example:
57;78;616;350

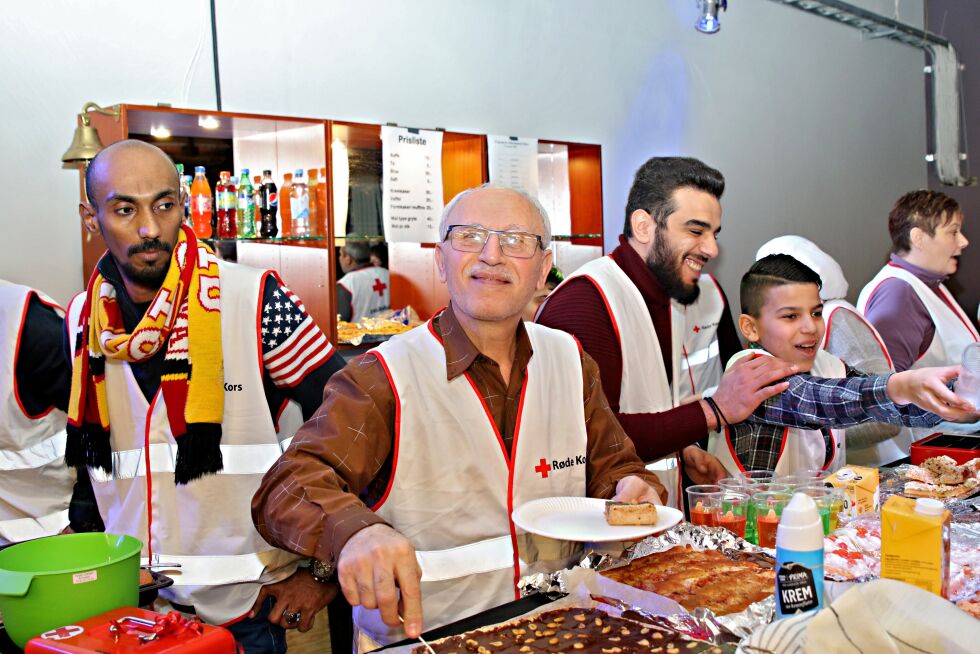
190;166;212;238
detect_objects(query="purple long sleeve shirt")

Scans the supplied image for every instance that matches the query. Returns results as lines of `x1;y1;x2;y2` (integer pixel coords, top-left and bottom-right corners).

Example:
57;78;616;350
862;254;946;371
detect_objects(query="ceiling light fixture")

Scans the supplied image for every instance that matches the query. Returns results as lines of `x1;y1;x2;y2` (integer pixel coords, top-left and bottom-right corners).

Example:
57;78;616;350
150;125;172;139
198;115;220;130
695;0;727;34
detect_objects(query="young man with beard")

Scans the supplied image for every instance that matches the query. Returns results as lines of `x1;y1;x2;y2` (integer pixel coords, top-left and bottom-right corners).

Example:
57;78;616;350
537;157;803;506
67;140;344;653
539;159;976;505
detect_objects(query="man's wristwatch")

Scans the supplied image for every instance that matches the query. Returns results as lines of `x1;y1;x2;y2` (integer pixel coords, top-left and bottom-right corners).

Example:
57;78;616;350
310;558;335;583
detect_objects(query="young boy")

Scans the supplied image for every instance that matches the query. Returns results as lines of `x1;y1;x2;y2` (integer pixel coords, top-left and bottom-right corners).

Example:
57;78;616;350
707;254;960;476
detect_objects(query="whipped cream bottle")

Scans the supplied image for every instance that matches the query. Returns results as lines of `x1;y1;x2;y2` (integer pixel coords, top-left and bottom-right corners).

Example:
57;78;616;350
774;492;825;619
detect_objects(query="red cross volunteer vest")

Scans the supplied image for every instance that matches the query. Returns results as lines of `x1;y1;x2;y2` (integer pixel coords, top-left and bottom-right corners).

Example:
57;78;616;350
0;281;73;545
546;255;725;508
66;261;302;625
339;266;390;321
858;263;979;370
359;318;588;645
822;299;913;466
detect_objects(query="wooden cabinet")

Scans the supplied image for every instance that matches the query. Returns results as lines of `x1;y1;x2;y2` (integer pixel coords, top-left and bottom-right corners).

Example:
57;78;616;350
78;104;604;343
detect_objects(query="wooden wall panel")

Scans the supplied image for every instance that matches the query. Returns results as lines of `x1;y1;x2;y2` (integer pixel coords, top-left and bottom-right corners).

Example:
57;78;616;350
567;144;603;246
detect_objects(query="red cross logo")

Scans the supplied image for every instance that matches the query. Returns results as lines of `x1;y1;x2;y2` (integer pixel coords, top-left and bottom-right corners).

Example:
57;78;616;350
41;625;84;640
372;278;387;297
692;325;701;333
534;458;552;479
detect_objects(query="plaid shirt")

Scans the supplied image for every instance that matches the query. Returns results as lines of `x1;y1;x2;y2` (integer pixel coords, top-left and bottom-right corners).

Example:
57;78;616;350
729;368;943;471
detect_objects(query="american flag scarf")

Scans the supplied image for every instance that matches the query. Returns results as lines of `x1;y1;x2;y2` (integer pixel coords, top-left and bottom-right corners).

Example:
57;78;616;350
67;225;225;484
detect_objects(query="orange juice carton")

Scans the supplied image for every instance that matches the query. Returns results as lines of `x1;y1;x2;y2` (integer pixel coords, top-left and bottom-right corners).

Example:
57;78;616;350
827;465;878;517
880;495;950;597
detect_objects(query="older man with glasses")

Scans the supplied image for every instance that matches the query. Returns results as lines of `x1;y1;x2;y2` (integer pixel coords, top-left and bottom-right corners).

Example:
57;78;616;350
253;184;665;649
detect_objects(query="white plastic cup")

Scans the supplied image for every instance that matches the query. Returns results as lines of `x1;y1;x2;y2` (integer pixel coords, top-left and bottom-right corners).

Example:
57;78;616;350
954;343;980;407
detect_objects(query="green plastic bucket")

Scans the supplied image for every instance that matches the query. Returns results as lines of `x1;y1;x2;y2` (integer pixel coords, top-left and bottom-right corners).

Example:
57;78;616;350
0;532;141;647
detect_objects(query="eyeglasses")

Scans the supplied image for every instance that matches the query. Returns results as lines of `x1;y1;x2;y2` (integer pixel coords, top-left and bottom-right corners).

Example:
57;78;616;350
443;224;543;259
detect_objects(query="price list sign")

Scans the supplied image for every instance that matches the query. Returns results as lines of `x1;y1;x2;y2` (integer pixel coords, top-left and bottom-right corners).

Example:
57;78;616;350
488;136;539;196
381;126;444;243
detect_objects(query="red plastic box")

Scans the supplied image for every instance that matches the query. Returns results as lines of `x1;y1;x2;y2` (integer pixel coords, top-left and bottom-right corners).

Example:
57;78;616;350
910;432;980;466
25;607;237;653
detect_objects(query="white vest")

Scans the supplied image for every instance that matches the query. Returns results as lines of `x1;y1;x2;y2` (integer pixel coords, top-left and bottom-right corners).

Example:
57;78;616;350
358;319;588;645
822;300;912;466
0;281;73;545
858;263;979;370
708;349;847;476
338;266;390;321
66;261;302;625
547;255;725;508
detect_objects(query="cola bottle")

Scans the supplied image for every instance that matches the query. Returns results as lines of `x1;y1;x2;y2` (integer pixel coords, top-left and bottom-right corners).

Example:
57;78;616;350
259;169;279;238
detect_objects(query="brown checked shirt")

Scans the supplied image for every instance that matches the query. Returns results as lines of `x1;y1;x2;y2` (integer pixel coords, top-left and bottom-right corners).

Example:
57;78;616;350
252;303;665;564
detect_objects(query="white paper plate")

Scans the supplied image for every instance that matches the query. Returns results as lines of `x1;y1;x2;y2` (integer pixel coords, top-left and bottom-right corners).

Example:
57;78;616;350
511;497;682;542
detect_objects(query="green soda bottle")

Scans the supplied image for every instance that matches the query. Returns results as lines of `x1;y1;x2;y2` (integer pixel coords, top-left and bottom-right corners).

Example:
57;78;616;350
237;169;256;238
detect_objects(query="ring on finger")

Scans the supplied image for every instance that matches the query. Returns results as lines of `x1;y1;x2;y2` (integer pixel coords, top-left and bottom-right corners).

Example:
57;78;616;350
283;609;302;625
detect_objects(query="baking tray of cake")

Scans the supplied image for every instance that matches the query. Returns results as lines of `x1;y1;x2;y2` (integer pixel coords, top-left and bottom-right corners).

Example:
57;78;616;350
379;586;734;654
520;523;777;641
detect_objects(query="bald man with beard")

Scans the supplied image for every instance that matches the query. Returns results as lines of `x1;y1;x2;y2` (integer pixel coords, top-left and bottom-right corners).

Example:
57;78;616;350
66;140;344;652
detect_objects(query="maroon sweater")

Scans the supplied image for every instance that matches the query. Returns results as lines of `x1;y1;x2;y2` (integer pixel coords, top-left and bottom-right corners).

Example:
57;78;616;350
536;236;742;461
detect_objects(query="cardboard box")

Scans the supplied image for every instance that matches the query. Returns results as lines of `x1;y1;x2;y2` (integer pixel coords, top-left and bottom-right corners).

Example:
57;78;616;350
827;465;879;517
880;495;950;597
25;607;237;653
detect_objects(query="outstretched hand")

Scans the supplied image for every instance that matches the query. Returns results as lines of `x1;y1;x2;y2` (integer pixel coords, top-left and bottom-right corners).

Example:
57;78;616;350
887;365;980;422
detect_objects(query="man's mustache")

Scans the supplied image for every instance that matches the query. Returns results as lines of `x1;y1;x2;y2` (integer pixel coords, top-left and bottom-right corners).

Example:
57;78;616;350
128;239;173;257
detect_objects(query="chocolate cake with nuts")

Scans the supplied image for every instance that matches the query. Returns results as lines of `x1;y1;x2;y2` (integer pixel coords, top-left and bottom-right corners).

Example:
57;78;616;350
411;607;725;654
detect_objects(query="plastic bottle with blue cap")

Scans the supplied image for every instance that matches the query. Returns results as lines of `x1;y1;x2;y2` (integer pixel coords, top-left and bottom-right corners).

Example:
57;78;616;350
775;492;825;619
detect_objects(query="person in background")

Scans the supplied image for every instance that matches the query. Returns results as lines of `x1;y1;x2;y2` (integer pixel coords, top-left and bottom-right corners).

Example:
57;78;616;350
0;280;76;545
858;190;977;371
337;238;390;322
537;156;796;507
253;184;664;649
370;241;388;269
522;265;563;321
708;254;974;475
67;140;345;653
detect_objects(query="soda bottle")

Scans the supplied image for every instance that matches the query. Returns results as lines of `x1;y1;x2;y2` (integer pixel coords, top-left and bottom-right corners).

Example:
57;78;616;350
190;166;212;238
317;166;328;236
280;173;293;237
290;169;310;237
259;169;279;238
225;176;239;238
252;175;264;234
237;169;256;238
307;169;319;237
215;171;235;238
180;174;192;225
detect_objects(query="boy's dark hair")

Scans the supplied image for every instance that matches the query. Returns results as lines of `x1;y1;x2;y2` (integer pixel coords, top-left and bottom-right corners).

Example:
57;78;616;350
546;266;564;289
624;156;725;238
888;189;961;254
740;254;823;317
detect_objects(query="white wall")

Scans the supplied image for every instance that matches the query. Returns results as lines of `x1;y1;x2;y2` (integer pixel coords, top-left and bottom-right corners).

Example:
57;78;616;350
0;0;925;307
